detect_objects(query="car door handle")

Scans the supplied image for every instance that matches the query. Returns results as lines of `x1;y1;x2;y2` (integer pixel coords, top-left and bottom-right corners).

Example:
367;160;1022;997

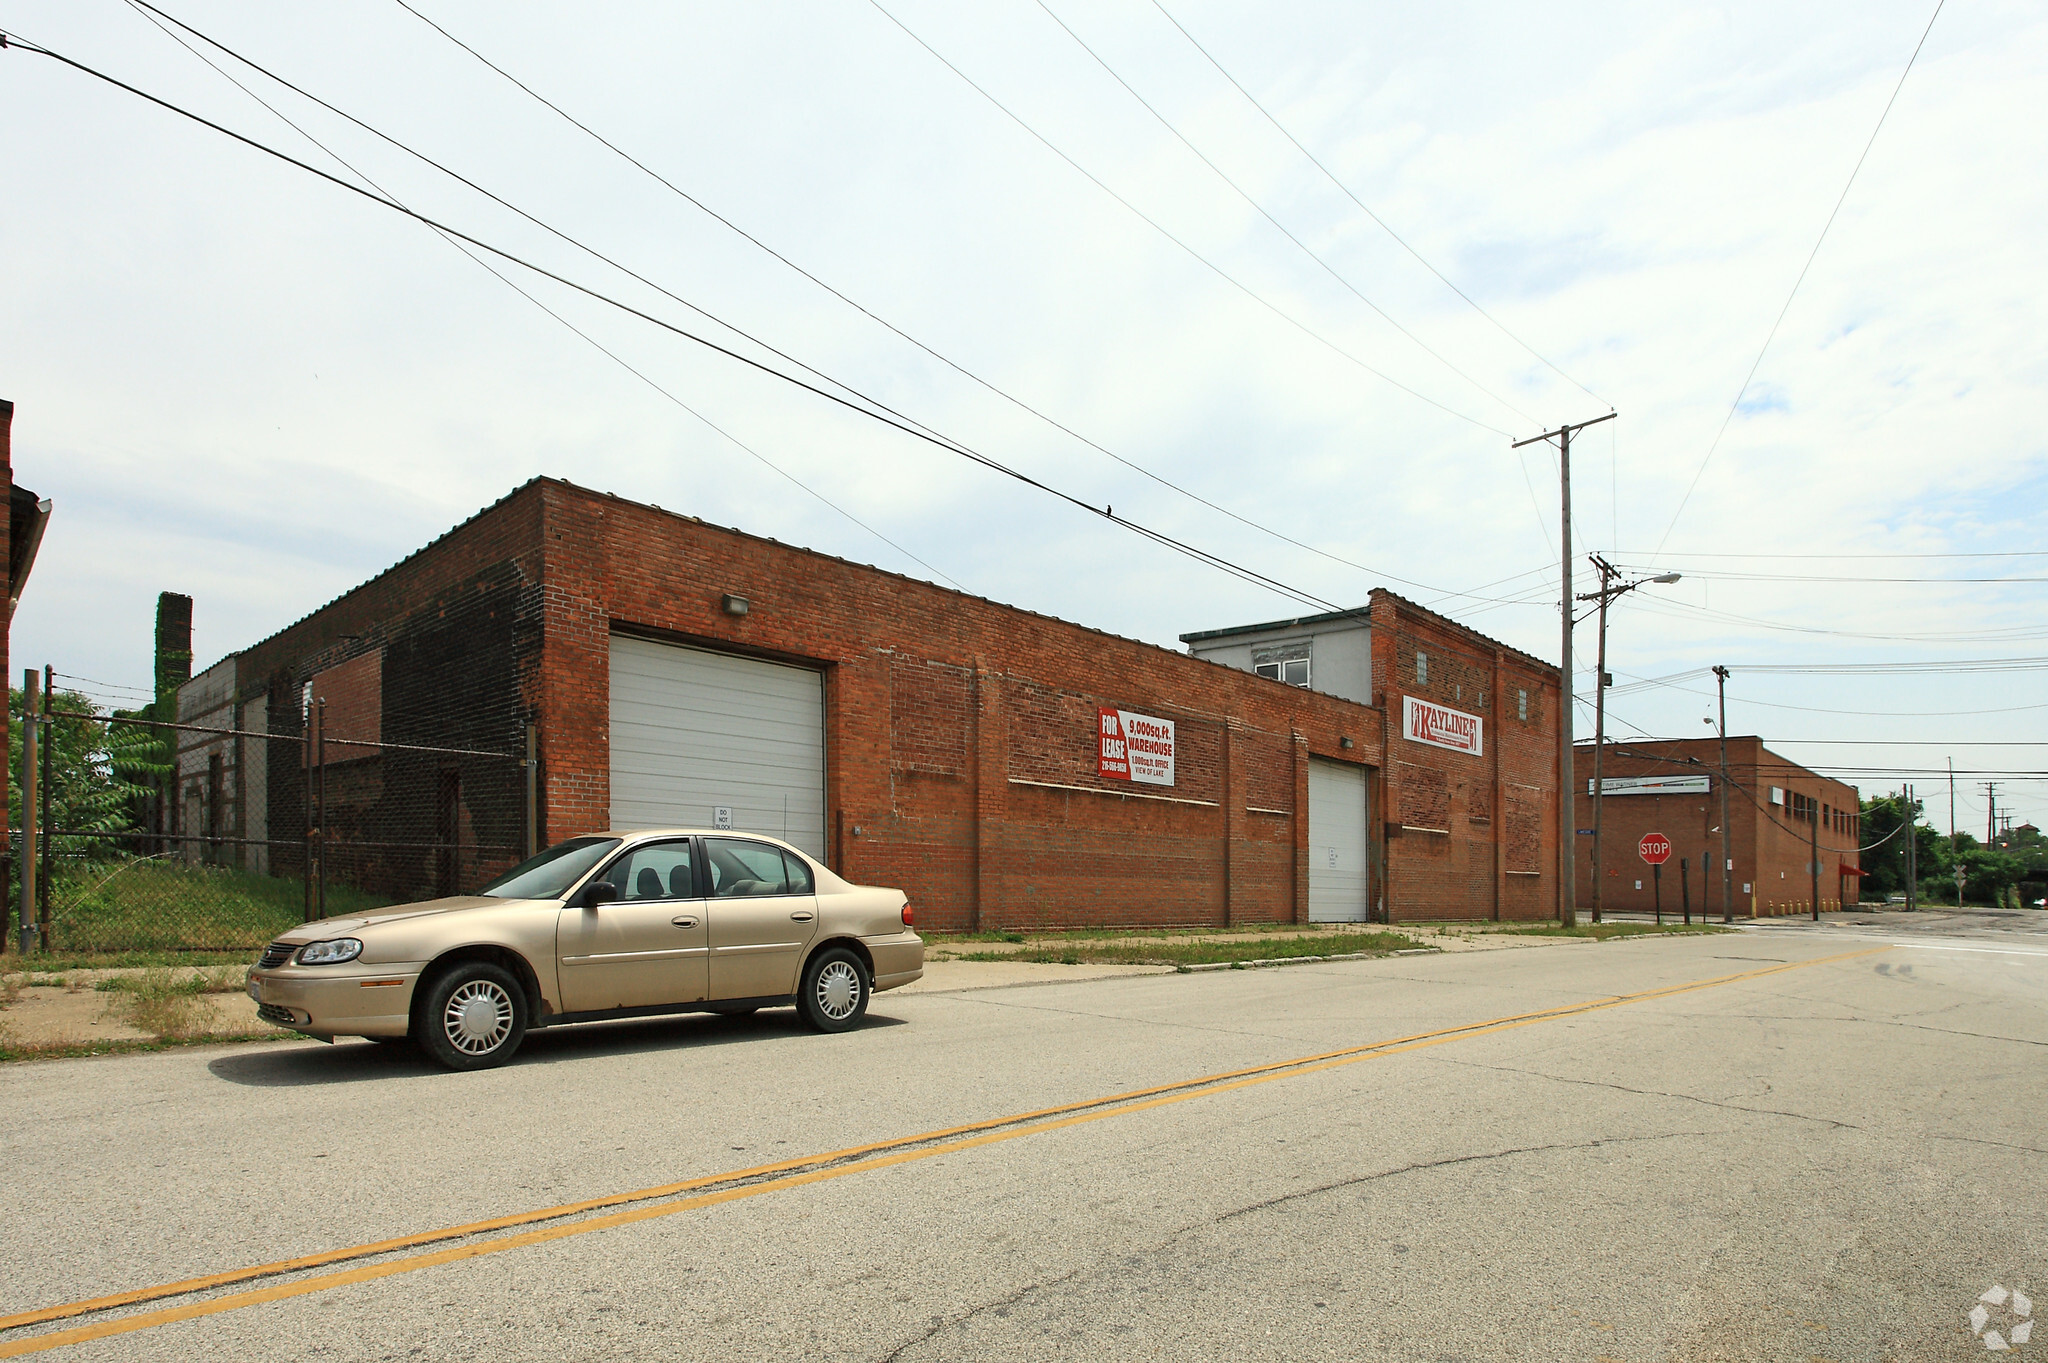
790;911;814;922
671;916;699;928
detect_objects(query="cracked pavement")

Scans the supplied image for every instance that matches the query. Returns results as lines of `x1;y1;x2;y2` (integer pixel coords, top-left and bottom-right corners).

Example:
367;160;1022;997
2;923;2043;1361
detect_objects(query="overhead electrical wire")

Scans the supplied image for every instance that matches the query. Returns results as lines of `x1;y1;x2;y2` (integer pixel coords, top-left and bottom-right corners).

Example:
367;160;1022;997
1032;0;1533;427
1146;0;1607;408
1612;563;2048;585
1653;0;1947;554
0;31;1346;615
861;0;1514;438
119;0;966;591
140;0;1559;617
1608;674;2048;720
1613;548;2048;561
374;0;1556;615
1617;594;2048;645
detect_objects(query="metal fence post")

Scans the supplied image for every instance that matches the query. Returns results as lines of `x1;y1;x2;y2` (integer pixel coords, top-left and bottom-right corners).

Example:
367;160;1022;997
39;663;54;945
302;698;315;925
17;669;40;953
315;697;328;920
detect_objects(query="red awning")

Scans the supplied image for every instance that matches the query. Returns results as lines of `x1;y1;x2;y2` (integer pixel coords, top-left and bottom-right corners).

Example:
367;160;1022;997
1838;863;1868;876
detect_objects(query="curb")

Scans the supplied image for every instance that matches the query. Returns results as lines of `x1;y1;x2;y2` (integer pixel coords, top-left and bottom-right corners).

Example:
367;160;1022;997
1180;946;1441;973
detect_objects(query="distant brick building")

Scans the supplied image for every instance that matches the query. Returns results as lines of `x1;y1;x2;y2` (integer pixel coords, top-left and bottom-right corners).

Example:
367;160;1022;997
1573;737;1863;917
179;477;1565;928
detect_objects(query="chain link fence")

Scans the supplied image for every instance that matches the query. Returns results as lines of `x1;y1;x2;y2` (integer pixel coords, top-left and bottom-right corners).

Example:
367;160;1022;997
11;700;533;955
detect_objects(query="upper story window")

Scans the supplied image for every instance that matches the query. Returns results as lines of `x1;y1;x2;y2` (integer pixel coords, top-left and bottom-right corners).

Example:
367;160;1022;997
1517;688;1529;721
1415;652;1429;685
1253;643;1311;688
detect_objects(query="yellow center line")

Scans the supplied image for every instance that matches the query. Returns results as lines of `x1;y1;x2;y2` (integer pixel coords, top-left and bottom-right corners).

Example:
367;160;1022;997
0;945;1887;1357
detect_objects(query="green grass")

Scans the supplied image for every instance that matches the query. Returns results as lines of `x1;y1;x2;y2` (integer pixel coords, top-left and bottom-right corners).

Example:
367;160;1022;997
3;950;259;976
0;1031;285;1064
1495;923;1732;941
92;965;248;995
959;931;1426;967
42;860;391;954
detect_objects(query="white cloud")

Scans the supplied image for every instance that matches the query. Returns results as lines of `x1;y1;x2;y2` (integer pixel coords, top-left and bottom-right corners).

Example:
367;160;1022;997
2;0;2042;820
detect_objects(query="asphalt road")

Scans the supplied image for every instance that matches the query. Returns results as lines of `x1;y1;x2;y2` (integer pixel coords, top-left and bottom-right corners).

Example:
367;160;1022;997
2;919;2044;1362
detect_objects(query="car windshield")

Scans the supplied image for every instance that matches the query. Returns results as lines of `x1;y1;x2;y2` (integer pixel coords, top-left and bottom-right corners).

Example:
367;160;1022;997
476;837;621;900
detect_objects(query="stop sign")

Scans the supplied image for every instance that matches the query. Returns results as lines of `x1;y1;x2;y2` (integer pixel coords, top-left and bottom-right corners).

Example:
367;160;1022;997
1638;832;1673;865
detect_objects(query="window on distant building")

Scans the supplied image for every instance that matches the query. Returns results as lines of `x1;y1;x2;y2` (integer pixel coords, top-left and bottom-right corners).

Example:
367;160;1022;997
1416;652;1428;685
1253;643;1311;689
1517;688;1529;721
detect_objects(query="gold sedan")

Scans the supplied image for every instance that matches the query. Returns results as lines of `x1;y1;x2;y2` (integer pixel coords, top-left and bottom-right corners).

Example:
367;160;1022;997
245;831;923;1070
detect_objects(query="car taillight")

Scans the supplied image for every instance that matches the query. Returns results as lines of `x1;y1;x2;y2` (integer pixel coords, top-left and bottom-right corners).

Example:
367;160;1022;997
901;903;914;927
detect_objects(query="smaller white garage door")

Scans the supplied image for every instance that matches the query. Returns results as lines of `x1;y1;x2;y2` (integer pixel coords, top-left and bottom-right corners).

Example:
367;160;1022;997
610;635;826;858
1309;758;1371;923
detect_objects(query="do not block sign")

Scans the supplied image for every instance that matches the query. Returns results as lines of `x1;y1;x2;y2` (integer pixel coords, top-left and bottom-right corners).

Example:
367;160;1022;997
1638;833;1673;865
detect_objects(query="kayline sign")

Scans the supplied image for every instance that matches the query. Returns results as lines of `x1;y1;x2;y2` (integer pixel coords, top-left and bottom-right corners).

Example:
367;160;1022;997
1404;695;1483;757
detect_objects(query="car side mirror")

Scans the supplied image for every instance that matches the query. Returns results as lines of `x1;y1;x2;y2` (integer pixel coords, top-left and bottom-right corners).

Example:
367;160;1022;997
580;881;620;908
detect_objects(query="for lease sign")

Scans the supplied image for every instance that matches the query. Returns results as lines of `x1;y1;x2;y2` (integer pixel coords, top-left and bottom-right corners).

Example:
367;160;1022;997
1099;707;1176;787
1403;695;1483;757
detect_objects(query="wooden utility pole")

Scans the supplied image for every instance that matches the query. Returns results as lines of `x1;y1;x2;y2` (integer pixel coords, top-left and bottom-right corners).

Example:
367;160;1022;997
1714;665;1733;923
1512;412;1615;928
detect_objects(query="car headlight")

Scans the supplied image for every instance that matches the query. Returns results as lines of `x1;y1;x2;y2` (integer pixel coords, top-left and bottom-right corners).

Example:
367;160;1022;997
296;938;364;965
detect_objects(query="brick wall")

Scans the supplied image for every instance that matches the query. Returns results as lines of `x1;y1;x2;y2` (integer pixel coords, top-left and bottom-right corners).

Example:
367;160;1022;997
1573;737;1862;916
532;480;1410;930
1371;593;1561;922
224;486;548;892
206;476;1567;929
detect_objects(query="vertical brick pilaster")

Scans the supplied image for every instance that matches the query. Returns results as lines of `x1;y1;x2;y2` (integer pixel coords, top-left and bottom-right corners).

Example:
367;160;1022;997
1291;729;1309;924
1492;647;1506;921
971;660;1006;932
1222;719;1246;926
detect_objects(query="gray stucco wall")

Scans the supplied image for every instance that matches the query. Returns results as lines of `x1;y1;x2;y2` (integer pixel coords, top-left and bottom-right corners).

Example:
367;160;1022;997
1186;620;1372;706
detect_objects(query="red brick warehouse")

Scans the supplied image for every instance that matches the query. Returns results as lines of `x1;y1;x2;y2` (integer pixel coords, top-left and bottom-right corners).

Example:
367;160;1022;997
180;477;1565;930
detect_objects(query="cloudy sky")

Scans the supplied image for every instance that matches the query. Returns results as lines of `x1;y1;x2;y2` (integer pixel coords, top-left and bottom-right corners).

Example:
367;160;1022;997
3;0;2042;830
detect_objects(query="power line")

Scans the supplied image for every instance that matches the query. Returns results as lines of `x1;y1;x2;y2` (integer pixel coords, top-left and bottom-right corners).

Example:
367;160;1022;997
1605;670;2048;719
1032;0;1532;426
1613;564;2048;585
1615;548;2048;560
1619;594;2048;645
862;0;1514;438
124;0;964;591
381;0;1541;614
1146;0;1606;408
1654;0;1946;552
2;31;1345;616
1758;740;2048;747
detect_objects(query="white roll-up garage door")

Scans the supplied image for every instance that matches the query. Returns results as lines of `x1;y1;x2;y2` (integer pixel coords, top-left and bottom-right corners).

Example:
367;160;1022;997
1308;758;1371;922
609;634;826;857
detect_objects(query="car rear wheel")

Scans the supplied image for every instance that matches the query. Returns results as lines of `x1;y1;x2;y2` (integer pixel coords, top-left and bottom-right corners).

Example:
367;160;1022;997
417;962;527;1070
796;948;869;1033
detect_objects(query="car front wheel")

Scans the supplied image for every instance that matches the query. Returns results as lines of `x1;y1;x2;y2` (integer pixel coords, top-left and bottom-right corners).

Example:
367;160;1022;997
417;962;528;1070
796;948;869;1033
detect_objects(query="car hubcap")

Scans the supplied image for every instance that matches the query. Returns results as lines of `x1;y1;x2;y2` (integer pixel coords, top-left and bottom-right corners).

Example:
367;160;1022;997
816;961;861;1021
445;980;513;1053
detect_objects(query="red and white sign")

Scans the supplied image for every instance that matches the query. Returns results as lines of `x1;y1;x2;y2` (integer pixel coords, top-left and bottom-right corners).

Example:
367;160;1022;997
1638;833;1673;866
1099;707;1176;787
1403;695;1483;757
